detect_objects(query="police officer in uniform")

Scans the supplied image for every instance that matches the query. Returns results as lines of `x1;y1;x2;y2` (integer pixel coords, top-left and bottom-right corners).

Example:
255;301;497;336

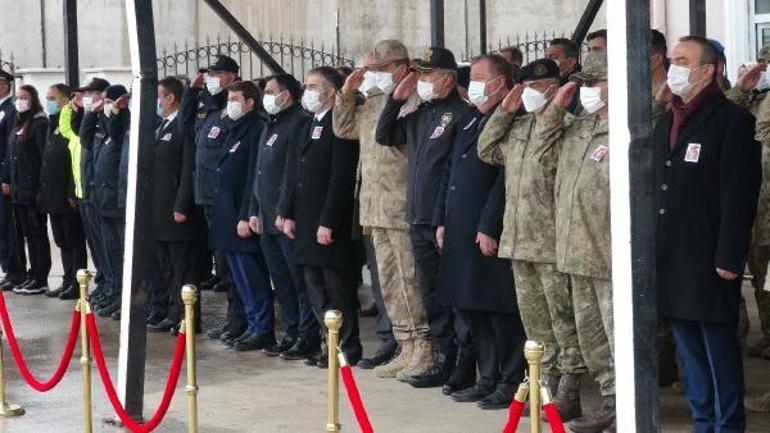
376;47;470;387
477;58;588;421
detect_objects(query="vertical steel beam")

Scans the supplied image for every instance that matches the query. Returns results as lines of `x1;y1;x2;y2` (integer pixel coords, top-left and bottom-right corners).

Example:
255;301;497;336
607;0;659;431
62;0;78;87
479;0;487;54
118;0;158;419
571;0;604;45
431;0;445;48
201;0;286;74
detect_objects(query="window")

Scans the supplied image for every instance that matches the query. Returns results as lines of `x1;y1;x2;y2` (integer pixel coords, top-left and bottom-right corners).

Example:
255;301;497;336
758;0;770;15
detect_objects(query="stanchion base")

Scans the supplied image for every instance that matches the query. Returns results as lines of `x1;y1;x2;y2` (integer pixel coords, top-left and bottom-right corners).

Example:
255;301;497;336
325;422;341;432
0;403;25;417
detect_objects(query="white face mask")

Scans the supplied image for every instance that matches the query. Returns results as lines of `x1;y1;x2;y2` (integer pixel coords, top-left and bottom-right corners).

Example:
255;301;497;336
83;96;94;113
358;71;378;96
375;72;395;94
667;64;700;97
206;76;222;95
14;99;30;113
417;80;437;102
468;81;489;107
580;86;606;114
103;102;114;118
302;89;324;113
263;92;284;115
226;101;244;120
522;86;548;113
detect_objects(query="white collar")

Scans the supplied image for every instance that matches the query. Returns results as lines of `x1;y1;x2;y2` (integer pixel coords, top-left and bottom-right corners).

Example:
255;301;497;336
0;95;10;108
315;108;330;121
163;109;179;124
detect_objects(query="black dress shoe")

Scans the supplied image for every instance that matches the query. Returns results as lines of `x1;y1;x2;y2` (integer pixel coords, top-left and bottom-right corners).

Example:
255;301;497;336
97;300;121;317
146;314;166;327
264;336;296;357
305;349;326;366
234;332;274;352
224;330;251;347
407;349;457;389
207;324;229;340
282;337;321;361
442;348;476;395
59;284;80;300
212;281;230;293
198;275;219;291
477;389;514;410
46;284;68;298
451;385;495;403
111;310;121;321
358;344;398;370
147;319;177;333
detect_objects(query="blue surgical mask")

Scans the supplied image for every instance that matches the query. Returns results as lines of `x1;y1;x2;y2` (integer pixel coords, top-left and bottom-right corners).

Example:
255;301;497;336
46;100;60;116
156;100;163;116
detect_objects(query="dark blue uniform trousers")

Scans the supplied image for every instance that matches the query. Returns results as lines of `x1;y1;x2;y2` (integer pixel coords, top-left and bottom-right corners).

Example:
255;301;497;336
225;251;274;334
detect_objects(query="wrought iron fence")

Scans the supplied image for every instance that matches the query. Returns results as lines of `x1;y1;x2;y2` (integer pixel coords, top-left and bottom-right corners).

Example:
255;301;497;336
158;35;354;81
459;30;586;63
0;50;15;75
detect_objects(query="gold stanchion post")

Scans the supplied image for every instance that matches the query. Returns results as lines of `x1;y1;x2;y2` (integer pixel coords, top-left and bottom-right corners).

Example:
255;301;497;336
324;310;343;433
0;328;24;417
181;285;199;433
525;340;545;433
77;269;93;433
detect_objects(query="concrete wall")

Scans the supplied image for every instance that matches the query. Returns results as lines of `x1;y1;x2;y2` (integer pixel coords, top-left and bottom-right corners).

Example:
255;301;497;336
1;0;606;77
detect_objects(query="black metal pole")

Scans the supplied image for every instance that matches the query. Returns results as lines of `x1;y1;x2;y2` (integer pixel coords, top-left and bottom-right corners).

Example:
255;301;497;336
479;0;487;54
62;0;78;87
431;0;445;48
201;0;286;75
625;0;659;430
120;0;158;419
571;0;604;45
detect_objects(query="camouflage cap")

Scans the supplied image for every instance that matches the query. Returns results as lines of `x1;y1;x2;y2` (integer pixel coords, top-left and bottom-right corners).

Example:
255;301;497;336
760;45;770;62
571;48;607;81
364;40;409;68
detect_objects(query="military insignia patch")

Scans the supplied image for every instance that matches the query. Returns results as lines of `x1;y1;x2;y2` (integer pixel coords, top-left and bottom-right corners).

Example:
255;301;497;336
0;111;5;123
684;143;701;163
266;133;278;147
430;126;445;139
422;48;433;62
208;126;221;139
534;63;548;76
440;112;454;128
590;145;609;162
463;117;477;130
161;133;173;142
312;126;324;140
229;141;241;153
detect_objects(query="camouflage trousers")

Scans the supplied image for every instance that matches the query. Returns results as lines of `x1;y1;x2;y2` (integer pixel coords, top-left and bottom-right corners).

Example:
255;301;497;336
371;227;430;340
748;244;770;343
570;274;615;396
512;261;587;377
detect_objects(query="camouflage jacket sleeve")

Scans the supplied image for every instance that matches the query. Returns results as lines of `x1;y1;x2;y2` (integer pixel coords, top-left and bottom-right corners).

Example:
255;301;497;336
333;91;360;140
725;87;751;109
756;94;770;145
477;105;515;167
533;104;568;156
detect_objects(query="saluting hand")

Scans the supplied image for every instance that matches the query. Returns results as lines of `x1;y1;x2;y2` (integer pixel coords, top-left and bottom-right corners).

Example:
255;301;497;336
191;73;205;90
501;84;524;115
115;94;129;111
737;62;767;93
237;220;253;239
317;226;334;245
655;83;673;106
72;92;84;110
92;98;105;113
342;68;367;94
552;82;579;110
393;71;419;102
476;232;499;257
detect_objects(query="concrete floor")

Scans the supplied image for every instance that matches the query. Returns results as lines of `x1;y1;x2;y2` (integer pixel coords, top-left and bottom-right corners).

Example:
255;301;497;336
0;265;768;432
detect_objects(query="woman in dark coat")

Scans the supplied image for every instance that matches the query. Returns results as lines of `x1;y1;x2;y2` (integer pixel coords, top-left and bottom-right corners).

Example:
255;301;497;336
210;81;274;352
0;84;52;294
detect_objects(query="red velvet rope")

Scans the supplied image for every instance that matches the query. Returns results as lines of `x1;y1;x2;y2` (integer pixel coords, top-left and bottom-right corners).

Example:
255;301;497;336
543;402;567;433
501;394;526;433
0;292;80;392
87;313;186;433
338;355;374;433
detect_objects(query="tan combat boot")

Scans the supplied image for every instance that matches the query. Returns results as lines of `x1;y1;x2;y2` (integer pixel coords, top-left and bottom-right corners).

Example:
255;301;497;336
395;336;435;382
375;339;413;378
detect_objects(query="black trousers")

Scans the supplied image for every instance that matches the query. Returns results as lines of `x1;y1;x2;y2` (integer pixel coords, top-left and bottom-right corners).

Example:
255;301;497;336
466;309;527;394
14;204;51;284
155;241;207;324
302;265;361;359
202;205;245;332
5;203;27;281
363;235;396;350
409;224;454;353
50;210;87;287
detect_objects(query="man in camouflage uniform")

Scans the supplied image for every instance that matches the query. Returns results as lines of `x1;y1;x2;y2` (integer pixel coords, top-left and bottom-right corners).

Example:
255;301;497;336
477;58;587;421
333;40;433;381
534;50;615;432
725;47;770;359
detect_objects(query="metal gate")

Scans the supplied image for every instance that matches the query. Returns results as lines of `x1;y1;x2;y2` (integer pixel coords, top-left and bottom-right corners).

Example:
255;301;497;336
459;30;586;63
157;35;354;81
0;51;15;75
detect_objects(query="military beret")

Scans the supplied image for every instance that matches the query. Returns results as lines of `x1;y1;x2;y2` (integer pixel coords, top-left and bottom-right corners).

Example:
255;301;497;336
571;49;608;81
516;58;560;82
0;69;13;83
411;47;458;72
104;84;128;101
203;55;239;74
